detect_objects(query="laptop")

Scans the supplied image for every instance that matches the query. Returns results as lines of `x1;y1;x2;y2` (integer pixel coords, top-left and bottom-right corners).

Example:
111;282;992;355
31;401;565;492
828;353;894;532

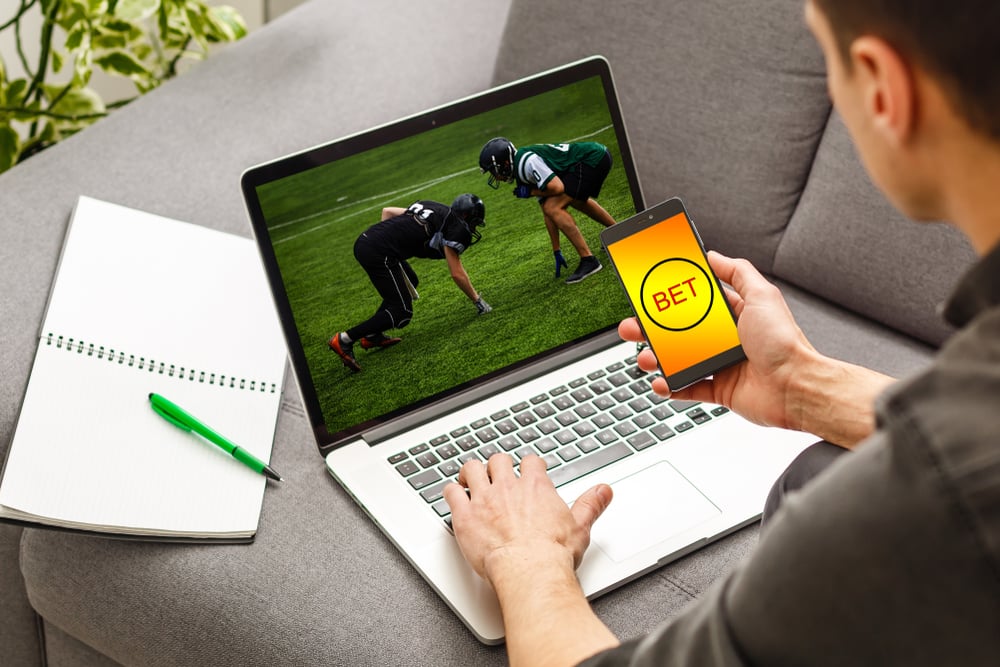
241;57;816;644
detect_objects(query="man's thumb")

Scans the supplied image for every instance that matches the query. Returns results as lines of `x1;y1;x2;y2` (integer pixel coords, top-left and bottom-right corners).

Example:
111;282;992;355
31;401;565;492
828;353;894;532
571;483;614;530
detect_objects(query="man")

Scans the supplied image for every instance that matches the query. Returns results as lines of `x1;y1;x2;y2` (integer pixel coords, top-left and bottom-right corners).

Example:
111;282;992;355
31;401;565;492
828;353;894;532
479;137;616;284
329;194;491;372
445;1;1000;665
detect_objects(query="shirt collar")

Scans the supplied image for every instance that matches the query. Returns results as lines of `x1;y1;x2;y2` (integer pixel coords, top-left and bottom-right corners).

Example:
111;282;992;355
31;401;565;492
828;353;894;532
942;240;1000;328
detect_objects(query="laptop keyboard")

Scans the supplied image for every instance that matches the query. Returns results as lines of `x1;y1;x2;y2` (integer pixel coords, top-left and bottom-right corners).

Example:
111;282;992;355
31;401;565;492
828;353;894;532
385;353;729;527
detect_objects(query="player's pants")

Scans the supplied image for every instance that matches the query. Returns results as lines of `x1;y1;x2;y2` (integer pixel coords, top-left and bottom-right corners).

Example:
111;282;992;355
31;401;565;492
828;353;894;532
346;236;418;341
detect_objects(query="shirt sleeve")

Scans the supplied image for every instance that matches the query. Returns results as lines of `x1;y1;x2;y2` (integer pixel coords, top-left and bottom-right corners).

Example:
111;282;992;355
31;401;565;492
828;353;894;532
517;152;556;190
579;425;1000;666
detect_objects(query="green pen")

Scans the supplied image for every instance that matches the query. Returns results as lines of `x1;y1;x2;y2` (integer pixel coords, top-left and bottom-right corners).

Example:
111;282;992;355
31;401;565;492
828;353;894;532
148;393;282;482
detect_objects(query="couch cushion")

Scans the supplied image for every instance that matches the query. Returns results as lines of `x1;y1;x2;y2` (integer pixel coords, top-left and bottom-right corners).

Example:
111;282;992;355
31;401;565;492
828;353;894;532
493;0;831;271
773;114;977;347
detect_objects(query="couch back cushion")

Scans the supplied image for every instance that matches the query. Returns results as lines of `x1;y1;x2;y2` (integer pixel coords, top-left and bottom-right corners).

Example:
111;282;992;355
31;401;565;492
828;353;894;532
773;114;976;346
493;0;831;271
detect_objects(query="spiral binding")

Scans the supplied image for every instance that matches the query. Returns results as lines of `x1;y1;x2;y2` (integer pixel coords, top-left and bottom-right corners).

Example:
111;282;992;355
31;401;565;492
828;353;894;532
44;333;278;394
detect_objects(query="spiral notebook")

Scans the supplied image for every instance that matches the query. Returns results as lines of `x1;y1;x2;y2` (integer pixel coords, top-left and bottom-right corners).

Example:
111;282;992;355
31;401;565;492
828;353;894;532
0;196;287;542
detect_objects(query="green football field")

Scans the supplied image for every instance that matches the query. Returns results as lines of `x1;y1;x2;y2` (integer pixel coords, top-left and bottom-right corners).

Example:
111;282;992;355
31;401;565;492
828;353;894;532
257;76;639;436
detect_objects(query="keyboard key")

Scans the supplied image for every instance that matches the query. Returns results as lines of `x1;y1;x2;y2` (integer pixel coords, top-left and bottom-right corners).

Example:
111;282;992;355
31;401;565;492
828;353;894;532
535;437;558;453
688;408;712;424
449;426;470;438
711;406;730;416
416;452;440;468
533;403;556;418
570;388;594;402
456;435;478;451
587;370;607;380
592;413;614;429
518;427;541;443
549;385;569;396
553;396;575;411
439;461;461;477
669;400;701;413
478;444;501;460
594;396;616;411
652;405;673;420
648;392;669;405
630;380;651;396
627;432;657;451
614;422;637;437
419;479;451;503
458;452;481;465
514;412;537;427
498;435;520;451
429;435;450;446
537;419;560;434
542;455;561;470
388;451;408;464
511;401;530;413
610;405;632;420
607;372;630;387
651;424;676;440
633;413;655;429
628;397;652;413
408;468;442;490
569;377;588;388
431;499;451;517
557;445;582;462
490;409;511;421
606;361;625;372
514;445;537;461
625;366;646;379
573;422;596;437
495;419;518;434
574;404;597;419
476;427;499;443
548;442;633;487
554;430;577;445
590;380;613;395
675;421;694;433
470;417;490;429
409;443;429;455
577;437;601;453
395;461;419;477
435;444;459;460
530;393;549;404
611;388;633;403
596;429;618;445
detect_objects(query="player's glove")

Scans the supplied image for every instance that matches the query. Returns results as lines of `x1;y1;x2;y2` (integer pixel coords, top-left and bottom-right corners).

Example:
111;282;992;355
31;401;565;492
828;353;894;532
554;250;569;277
513;184;532;199
474;296;492;315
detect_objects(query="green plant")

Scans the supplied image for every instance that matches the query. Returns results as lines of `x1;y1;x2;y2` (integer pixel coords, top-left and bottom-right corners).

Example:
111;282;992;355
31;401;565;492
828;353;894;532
0;0;246;173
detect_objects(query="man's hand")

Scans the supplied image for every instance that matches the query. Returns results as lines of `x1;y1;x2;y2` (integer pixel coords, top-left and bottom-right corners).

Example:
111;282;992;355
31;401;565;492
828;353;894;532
444;453;612;581
444;454;618;666
619;251;894;446
474;296;492;314
554;249;569;277
514;184;532;198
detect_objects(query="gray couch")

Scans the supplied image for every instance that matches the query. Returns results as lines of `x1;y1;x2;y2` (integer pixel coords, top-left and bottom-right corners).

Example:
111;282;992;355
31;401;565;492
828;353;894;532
0;0;976;664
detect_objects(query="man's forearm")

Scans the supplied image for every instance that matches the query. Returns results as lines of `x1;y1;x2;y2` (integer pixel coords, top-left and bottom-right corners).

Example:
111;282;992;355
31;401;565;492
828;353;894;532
488;545;619;667
788;353;896;449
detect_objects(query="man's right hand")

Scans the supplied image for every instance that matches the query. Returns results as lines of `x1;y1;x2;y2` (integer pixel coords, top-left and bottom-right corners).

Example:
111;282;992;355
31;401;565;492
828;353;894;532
554;249;569;277
619;250;819;432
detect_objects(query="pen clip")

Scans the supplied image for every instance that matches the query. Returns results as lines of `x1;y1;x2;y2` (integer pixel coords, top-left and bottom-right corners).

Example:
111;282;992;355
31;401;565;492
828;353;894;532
150;400;193;432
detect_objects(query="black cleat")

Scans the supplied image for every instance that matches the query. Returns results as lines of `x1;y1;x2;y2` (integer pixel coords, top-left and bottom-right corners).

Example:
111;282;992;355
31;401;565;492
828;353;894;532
328;333;361;372
565;255;603;284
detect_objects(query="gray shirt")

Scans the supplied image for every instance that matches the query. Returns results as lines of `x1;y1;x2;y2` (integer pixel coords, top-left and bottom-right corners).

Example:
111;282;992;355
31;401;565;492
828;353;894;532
582;244;1000;666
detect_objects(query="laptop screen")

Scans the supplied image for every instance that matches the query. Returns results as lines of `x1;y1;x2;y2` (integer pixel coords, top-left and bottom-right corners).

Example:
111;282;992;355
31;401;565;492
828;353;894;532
243;58;644;453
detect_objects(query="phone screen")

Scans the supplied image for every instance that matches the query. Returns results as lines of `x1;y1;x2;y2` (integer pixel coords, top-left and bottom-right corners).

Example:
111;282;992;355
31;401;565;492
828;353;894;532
602;199;744;389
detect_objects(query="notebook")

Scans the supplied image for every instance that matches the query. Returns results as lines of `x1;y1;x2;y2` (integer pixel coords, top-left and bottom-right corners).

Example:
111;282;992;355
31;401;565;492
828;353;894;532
241;57;816;642
0;196;287;542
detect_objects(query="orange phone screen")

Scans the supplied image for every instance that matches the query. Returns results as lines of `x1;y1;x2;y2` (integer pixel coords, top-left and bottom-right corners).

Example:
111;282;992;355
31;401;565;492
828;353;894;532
607;211;740;379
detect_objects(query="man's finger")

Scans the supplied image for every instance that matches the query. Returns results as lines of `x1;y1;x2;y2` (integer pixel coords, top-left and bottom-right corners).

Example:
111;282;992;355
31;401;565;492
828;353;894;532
486;452;517;482
443;481;469;514
617;317;646;343
571;484;614;532
458;458;490;490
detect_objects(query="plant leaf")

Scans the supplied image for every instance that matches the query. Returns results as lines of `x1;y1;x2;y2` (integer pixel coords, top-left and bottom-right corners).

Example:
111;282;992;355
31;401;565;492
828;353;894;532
0;126;20;173
95;50;152;78
208;5;247;41
115;0;161;22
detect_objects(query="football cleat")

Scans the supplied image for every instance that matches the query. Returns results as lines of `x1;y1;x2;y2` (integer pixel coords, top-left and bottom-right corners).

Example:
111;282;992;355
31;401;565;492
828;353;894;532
359;333;402;350
565;255;603;284
328;333;361;372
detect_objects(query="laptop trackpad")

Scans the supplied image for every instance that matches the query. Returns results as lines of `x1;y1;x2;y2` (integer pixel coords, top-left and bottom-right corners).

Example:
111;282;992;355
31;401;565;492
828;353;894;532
589;462;721;563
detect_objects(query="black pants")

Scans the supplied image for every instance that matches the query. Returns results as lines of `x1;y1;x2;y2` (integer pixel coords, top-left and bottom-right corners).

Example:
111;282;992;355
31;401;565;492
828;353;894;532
345;235;418;342
761;440;849;527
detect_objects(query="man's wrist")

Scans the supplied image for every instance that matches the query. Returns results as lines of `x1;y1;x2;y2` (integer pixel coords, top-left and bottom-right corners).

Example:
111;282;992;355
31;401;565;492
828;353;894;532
484;541;578;595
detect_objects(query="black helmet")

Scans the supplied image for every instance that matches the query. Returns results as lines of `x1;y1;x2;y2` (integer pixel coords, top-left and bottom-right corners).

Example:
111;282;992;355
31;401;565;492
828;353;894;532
451;193;486;244
479;137;516;189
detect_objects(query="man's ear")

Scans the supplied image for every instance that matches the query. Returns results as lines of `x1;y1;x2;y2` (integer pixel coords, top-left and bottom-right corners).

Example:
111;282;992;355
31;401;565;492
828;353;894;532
849;36;916;146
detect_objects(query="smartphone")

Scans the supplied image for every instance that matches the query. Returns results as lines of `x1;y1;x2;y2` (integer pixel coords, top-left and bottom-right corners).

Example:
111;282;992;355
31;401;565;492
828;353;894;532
601;197;744;390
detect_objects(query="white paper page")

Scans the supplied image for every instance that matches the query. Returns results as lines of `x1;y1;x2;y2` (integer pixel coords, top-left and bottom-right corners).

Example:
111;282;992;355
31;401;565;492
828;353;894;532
0;345;278;535
41;197;286;387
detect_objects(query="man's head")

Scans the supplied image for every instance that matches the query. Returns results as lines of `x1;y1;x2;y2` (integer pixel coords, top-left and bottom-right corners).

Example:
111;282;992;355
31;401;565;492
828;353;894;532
806;0;1000;234
451;193;486;244
479;138;516;189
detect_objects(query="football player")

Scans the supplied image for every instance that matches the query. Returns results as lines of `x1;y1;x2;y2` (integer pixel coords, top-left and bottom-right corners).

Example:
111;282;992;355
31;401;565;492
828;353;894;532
328;193;490;372
479;137;616;284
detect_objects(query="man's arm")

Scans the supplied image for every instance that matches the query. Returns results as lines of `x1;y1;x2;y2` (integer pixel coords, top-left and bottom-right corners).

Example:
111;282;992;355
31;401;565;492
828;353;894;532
444;455;619;667
620;251;895;448
381;206;406;221
444;245;479;302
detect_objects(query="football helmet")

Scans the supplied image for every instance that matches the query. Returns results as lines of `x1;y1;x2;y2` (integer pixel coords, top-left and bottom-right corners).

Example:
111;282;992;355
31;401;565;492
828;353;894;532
479;137;516;189
451;193;486;244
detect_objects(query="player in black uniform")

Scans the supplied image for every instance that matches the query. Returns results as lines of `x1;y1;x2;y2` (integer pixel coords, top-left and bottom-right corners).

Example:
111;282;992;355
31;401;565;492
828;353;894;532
328;194;490;372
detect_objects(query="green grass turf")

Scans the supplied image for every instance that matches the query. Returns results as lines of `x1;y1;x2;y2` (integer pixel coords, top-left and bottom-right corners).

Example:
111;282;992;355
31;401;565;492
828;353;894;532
257;76;638;436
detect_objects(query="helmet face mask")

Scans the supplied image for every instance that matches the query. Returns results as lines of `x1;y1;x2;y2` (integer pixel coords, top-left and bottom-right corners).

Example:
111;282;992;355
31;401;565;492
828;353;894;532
479;138;516;189
451;193;486;245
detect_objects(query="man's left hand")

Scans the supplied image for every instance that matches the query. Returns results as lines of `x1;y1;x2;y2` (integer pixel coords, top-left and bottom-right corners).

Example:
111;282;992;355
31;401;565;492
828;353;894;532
514;184;532;198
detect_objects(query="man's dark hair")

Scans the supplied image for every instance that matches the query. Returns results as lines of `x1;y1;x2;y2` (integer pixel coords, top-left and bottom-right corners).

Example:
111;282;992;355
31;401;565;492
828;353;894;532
813;0;1000;141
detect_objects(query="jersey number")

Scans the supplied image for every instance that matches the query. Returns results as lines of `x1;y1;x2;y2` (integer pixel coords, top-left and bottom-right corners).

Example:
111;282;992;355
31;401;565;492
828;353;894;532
407;202;434;221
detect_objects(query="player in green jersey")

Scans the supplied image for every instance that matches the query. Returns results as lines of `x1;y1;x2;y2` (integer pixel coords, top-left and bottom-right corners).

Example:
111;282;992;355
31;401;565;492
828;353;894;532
479;137;616;284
